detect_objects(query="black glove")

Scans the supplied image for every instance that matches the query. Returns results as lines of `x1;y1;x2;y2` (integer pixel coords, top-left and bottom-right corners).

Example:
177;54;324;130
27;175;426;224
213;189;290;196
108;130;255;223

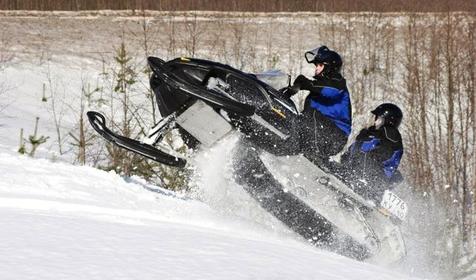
278;86;298;98
293;75;312;90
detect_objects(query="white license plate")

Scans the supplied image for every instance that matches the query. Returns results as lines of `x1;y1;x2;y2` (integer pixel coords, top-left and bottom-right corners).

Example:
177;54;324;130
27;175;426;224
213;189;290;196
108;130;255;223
380;190;408;221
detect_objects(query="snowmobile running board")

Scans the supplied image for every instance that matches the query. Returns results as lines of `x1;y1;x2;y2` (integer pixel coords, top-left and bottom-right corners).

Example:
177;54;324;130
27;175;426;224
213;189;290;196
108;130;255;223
86;111;187;168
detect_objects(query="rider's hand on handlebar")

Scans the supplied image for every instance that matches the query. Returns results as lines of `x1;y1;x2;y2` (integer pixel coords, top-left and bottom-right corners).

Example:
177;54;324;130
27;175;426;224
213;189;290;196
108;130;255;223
279;86;298;98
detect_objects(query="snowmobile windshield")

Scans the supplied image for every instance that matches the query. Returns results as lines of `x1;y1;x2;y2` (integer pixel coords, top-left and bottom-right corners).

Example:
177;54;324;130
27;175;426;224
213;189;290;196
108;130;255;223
254;69;290;90
305;48;319;64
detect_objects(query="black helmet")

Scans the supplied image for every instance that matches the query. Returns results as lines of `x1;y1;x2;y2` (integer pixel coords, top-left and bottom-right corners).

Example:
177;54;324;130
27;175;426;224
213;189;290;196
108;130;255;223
371;103;403;128
305;46;343;74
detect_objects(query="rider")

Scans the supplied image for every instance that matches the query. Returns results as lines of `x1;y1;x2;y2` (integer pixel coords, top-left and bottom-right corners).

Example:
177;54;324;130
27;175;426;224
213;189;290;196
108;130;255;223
340;103;404;201
285;45;352;165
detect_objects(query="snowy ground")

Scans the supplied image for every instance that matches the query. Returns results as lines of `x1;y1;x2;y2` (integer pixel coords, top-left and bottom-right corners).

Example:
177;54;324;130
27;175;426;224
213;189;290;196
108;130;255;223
0;151;421;280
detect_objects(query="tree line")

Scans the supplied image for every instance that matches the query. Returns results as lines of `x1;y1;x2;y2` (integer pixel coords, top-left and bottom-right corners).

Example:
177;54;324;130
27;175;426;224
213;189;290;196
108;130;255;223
1;0;475;12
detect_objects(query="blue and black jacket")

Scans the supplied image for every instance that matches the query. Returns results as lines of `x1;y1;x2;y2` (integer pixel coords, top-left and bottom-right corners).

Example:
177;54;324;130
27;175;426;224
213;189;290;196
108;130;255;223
291;74;352;136
342;125;404;200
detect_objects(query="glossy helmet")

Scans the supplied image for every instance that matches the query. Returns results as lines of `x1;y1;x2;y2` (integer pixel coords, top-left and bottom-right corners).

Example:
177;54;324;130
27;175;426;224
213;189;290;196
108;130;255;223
304;46;343;74
371;103;403;128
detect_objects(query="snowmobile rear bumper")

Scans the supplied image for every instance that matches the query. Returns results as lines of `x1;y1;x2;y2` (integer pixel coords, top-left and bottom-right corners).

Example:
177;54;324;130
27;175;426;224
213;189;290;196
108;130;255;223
259;151;407;263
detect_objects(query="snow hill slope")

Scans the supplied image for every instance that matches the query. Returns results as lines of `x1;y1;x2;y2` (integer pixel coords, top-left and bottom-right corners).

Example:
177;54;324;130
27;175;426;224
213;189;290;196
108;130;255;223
0;151;419;280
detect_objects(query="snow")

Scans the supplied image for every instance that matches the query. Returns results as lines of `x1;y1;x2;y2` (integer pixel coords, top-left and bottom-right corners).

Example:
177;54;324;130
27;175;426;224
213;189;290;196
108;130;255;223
0;12;434;279
0;151;419;279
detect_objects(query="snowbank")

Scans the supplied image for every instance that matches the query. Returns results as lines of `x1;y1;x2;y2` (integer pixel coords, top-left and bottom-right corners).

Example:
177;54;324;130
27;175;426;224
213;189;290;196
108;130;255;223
0;152;418;279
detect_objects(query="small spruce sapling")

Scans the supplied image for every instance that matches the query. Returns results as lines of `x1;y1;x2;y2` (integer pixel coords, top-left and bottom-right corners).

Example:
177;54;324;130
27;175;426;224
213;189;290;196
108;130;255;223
18;117;49;157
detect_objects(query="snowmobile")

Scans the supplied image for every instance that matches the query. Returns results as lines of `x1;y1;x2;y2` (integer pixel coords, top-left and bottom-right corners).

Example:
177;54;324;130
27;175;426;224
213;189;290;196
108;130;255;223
87;56;408;263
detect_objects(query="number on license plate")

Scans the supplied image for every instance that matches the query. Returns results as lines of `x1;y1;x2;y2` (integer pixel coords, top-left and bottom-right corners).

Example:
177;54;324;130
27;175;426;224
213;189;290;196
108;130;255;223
380;190;408;221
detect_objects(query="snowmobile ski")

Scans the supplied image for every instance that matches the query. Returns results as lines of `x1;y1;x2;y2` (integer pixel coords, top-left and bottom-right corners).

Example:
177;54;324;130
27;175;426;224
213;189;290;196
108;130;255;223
87;111;186;167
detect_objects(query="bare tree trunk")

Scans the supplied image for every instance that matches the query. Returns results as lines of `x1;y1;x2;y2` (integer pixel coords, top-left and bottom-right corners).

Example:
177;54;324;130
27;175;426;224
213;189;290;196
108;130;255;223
445;12;455;191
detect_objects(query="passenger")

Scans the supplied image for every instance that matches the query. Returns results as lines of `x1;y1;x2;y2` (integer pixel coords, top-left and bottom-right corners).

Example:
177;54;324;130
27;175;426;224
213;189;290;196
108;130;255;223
340;103;404;202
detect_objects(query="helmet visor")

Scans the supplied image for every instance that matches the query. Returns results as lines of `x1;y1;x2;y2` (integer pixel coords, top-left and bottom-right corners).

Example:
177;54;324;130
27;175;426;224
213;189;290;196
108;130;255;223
305;48;319;64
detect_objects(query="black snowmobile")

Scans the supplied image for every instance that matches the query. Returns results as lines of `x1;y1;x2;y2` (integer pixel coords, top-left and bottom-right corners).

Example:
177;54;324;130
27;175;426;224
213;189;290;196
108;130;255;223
87;56;407;263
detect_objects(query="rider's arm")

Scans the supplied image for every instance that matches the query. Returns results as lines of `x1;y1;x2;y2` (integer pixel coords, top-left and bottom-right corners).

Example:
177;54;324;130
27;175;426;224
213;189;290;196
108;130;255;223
355;126;376;141
293;75;345;101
